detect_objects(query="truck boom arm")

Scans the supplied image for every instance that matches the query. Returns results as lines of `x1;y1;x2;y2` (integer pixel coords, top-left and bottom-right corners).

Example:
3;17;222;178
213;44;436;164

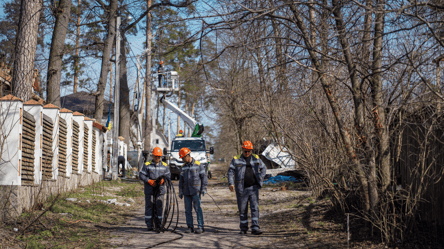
160;96;198;129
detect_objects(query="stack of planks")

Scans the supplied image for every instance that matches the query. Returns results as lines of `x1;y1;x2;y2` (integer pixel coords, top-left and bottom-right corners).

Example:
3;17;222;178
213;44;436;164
72;121;79;173
58;118;67;177
83;125;89;171
22;111;36;185
42;114;54;180
92;130;96;171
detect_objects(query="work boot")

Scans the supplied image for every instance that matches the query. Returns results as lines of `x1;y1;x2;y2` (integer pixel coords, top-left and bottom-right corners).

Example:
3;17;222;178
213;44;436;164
185;227;194;233
194;228;203;234
239;230;247;235
147;227;154;231
251;229;262;235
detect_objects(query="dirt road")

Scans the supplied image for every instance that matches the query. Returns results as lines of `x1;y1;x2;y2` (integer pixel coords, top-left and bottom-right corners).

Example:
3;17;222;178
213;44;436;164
108;163;311;249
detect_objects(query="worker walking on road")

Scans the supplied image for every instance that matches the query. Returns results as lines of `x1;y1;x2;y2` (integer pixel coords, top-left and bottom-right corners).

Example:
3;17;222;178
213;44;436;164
139;147;171;232
178;147;207;234
228;140;266;235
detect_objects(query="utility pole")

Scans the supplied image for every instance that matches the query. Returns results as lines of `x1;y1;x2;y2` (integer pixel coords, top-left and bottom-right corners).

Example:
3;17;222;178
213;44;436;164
168;111;171;150
136;55;143;171
112;16;121;180
144;0;152;153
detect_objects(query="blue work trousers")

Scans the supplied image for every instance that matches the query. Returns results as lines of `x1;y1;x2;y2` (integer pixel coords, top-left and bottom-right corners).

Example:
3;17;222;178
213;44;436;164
236;185;260;231
184;194;204;229
145;193;164;229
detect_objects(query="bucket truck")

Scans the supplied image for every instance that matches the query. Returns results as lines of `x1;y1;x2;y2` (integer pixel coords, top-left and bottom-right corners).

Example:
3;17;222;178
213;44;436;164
160;96;214;180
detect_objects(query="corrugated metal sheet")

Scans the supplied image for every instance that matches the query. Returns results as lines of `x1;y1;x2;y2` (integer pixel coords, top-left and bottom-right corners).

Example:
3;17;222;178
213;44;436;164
261;143;296;168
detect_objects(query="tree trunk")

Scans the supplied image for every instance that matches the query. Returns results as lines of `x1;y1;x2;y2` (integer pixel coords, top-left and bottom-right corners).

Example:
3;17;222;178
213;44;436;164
94;0;117;122
143;0;152;152
177;82;182;133
73;0;81;93
156;94;160;129
268;0;287;92
12;0;42;102
46;0;71;107
190;100;195;137
109;57;114;101
184;100;188;137
119;35;130;146
162;100;166;132
371;0;390;191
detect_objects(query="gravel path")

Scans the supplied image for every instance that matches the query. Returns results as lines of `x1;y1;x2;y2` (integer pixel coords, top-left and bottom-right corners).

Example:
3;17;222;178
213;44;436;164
108;163;309;248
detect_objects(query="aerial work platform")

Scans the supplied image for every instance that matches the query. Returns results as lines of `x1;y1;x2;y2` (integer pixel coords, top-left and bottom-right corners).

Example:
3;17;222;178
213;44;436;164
152;71;179;92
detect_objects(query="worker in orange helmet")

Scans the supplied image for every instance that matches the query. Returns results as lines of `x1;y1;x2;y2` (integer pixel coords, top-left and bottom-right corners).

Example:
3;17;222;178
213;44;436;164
176;129;184;137
227;140;266;235
157;60;165;87
178;147;207;234
139;147;171;232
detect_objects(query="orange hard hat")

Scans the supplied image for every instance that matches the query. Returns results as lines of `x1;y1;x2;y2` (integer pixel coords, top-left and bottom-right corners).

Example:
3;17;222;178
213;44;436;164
152;147;163;157
242;141;253;150
179;147;191;159
159;61;163;65
179;130;183;134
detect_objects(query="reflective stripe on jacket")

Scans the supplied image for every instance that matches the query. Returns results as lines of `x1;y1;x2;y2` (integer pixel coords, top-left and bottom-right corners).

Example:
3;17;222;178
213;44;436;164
179;158;208;196
139;160;171;195
227;154;266;195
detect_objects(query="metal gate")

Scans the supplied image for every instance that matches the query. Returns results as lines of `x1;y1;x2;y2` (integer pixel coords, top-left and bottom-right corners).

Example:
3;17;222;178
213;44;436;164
42;114;54;180
58;118;67;177
92;130;96;171
22;111;35;185
83;125;89;171
72;120;79;173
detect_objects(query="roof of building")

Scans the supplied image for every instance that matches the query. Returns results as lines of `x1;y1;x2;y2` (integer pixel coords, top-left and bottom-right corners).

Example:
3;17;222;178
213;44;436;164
24;99;43;106
60;91;113;117
0;94;23;102
93;121;108;133
60;108;73;113
43;103;60;109
73;111;84;116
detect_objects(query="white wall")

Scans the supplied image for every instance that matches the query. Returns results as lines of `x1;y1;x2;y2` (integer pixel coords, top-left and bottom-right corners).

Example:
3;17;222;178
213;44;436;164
43;107;59;180
93;127;99;174
151;131;169;151
72;115;84;174
84;120;93;172
60;112;73;178
0;100;23;185
24;104;43;185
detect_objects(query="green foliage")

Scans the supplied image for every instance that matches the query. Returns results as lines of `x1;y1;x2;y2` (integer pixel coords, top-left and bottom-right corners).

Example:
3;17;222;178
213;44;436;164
0;0;46;65
40;230;53;238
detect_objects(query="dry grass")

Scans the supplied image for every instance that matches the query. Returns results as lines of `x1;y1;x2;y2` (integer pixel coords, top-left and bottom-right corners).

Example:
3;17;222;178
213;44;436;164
0;179;145;249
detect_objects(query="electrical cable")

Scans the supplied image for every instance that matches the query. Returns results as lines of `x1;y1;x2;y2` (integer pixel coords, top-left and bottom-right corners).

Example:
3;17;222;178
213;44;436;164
146;175;183;248
205;192;222;213
151;176;180;233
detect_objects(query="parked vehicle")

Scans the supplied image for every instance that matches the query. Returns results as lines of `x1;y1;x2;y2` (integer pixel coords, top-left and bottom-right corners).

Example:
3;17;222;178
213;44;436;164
168;136;214;180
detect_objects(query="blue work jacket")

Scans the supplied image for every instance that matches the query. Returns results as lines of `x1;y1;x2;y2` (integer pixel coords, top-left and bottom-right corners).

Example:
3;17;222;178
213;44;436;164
227;154;267;195
179;158;208;196
139;160;171;195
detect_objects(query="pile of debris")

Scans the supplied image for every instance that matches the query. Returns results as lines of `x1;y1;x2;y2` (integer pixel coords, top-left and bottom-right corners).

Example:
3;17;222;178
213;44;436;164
262;142;298;177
